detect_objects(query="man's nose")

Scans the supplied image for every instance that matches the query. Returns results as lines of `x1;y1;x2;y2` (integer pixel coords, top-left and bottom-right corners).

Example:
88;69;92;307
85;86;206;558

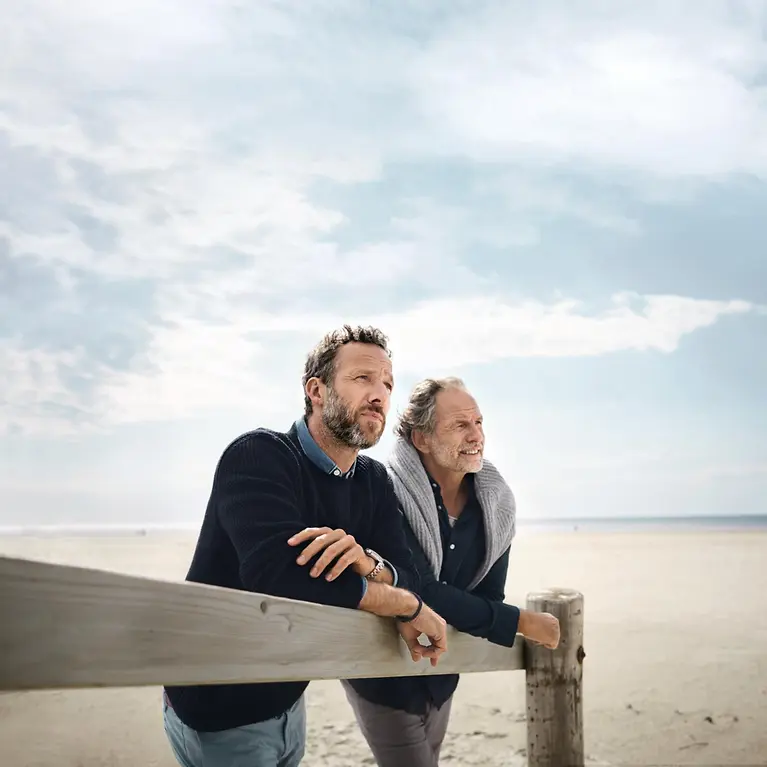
369;380;390;403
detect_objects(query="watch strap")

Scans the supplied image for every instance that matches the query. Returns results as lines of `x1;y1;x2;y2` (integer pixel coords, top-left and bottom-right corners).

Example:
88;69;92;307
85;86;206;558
364;548;385;580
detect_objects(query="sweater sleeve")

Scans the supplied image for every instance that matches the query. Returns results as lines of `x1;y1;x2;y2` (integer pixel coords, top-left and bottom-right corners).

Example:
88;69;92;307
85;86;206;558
214;432;364;610
406;524;520;647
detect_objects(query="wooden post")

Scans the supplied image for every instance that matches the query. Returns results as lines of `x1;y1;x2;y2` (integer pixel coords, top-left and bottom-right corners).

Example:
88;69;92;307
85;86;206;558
525;588;585;767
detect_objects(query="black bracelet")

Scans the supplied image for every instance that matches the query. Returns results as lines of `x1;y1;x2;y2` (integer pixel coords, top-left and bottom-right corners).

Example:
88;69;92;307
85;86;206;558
396;592;423;623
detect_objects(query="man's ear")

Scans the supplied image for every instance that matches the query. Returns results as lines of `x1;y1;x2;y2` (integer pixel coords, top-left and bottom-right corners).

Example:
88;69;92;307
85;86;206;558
411;430;430;454
305;377;324;411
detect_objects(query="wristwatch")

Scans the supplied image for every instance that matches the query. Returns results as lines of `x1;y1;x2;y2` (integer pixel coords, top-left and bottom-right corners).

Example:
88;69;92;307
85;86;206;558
364;548;385;580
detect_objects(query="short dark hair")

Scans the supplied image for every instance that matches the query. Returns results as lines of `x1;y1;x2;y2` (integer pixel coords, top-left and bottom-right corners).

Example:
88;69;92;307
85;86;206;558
302;325;391;416
394;377;466;444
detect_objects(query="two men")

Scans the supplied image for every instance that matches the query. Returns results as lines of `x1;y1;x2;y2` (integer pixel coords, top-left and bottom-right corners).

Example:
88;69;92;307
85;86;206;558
343;377;560;766
162;326;447;767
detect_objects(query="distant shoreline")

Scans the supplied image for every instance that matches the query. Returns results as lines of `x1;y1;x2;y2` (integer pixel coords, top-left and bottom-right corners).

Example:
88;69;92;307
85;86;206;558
1;514;765;537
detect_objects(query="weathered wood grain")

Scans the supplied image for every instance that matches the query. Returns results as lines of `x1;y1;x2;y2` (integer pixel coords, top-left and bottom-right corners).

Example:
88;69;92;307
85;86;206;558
525;587;585;767
0;555;523;691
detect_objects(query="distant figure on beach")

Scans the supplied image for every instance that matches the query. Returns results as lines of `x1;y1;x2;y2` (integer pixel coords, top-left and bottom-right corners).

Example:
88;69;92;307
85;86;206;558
342;377;560;767
162;325;448;767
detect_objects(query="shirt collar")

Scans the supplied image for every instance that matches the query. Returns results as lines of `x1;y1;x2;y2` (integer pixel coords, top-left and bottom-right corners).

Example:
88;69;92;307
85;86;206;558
294;417;356;479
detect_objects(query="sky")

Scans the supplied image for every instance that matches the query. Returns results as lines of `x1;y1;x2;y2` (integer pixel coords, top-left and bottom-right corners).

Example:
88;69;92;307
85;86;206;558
1;0;766;530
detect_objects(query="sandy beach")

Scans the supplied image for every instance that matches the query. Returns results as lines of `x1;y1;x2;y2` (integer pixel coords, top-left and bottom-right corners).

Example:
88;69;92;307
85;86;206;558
1;528;765;766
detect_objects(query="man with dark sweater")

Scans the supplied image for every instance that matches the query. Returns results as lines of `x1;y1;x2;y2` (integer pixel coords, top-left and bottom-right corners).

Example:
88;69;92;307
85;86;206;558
162;326;447;767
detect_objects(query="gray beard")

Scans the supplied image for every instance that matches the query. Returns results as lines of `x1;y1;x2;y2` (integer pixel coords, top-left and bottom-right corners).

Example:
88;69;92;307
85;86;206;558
321;388;381;449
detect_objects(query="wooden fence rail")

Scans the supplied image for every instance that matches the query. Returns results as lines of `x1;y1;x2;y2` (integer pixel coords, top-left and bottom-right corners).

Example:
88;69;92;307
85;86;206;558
0;555;584;767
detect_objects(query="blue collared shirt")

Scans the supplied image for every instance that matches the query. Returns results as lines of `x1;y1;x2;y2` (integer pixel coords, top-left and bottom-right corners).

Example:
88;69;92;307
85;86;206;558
295;416;357;478
293;417;398;594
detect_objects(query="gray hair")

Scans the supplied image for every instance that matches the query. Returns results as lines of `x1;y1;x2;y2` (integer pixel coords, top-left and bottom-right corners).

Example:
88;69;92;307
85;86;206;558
394;376;467;444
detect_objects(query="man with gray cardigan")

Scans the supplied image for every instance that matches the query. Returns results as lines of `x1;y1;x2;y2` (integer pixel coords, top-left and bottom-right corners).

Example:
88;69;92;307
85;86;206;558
342;377;560;767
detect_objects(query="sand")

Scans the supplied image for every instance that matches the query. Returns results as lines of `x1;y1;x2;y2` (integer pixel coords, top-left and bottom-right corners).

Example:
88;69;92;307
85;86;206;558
1;529;765;767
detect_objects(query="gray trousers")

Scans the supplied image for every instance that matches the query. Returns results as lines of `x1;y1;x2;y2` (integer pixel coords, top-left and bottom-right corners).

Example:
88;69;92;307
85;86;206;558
342;681;453;767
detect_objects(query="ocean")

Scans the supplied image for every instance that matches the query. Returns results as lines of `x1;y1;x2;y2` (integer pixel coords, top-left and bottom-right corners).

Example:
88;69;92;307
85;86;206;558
1;515;766;536
518;514;767;533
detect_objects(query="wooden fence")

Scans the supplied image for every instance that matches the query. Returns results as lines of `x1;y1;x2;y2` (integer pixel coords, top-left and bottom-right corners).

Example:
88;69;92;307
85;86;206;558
0;554;585;767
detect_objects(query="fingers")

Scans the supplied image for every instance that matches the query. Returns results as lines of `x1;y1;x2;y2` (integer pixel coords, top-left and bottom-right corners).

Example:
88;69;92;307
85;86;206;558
401;636;425;663
412;610;447;648
405;638;436;664
290;526;365;579
420;622;446;649
324;547;361;581
398;624;446;666
397;625;423;662
287;527;332;546
418;641;445;666
397;623;431;663
294;529;343;565
309;534;358;577
414;617;447;664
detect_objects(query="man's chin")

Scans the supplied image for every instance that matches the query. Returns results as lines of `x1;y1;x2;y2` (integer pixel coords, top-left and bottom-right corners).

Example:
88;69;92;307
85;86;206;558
345;420;383;450
363;424;385;446
462;455;484;472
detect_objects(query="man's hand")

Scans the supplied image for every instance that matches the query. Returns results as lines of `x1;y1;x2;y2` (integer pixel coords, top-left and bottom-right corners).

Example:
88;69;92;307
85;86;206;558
397;604;448;667
288;527;373;581
518;610;560;650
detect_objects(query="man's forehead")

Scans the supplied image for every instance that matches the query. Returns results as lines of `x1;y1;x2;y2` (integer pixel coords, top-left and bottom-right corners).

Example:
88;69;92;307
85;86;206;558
436;388;481;420
337;343;392;372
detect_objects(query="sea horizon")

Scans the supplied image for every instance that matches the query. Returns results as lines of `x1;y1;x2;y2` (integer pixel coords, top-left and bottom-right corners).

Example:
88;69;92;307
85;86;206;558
1;513;765;537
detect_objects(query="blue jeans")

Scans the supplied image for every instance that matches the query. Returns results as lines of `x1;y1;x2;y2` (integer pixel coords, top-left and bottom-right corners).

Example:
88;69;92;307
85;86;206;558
162;693;306;767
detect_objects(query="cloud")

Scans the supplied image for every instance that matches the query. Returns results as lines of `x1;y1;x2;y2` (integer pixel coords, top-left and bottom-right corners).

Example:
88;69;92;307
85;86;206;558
243;292;756;370
2;291;757;436
410;1;767;180
4;0;762;301
0;341;91;436
94;315;283;426
1;0;765;444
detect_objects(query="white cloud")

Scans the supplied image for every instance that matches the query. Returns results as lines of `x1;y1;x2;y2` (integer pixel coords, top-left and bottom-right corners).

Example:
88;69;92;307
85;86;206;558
410;1;767;179
93;317;278;425
1;0;765;445
4;291;754;437
0;340;93;436
265;292;756;372
5;0;761;304
1;1;392;291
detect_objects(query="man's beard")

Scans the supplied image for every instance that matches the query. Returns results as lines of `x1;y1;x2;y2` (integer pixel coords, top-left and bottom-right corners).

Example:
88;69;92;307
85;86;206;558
429;439;484;473
322;386;385;449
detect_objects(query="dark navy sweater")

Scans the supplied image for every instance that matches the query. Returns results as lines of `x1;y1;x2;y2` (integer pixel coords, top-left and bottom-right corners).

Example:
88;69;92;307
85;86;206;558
164;422;417;731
